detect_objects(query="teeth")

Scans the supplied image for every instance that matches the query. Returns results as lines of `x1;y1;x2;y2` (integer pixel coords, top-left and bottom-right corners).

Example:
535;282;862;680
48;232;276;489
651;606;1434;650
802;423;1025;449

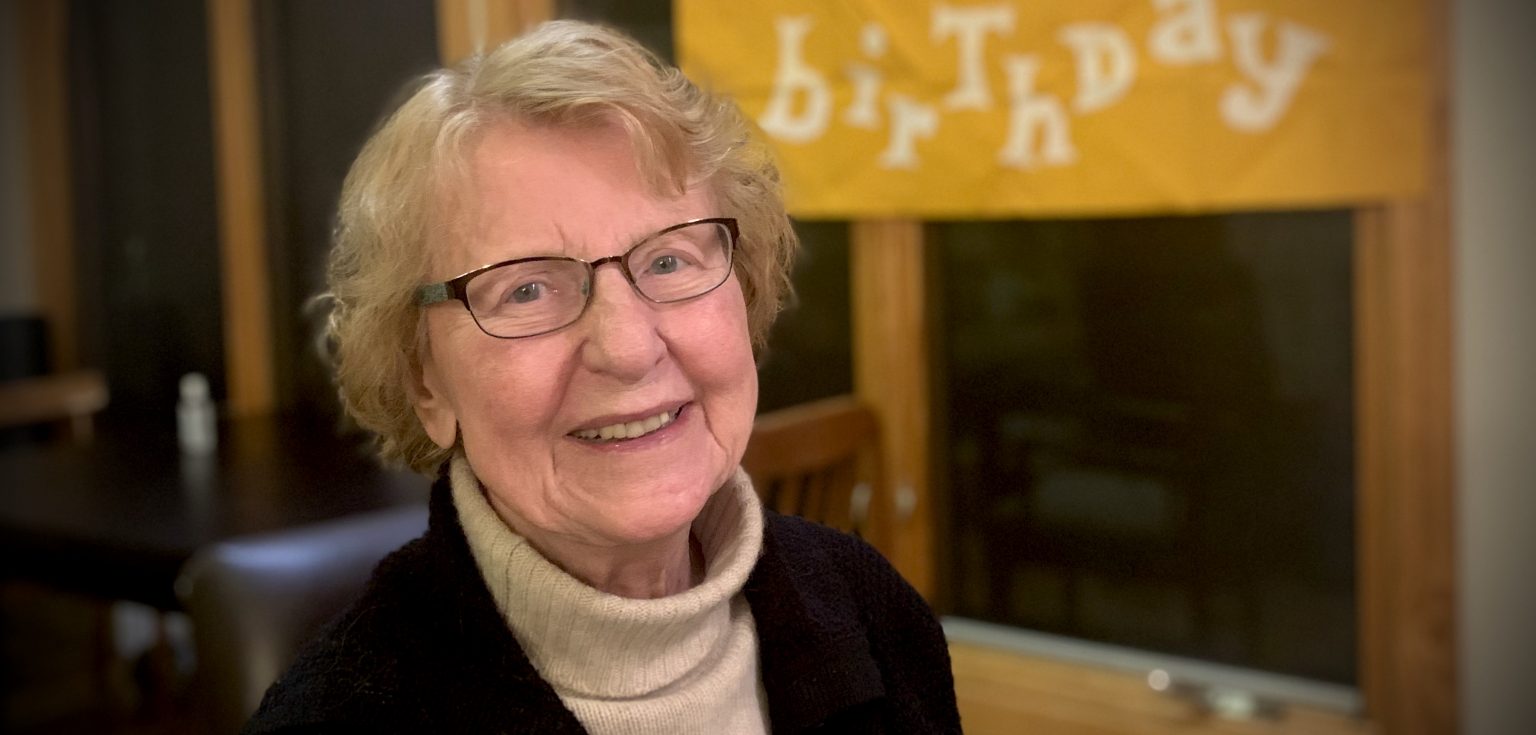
571;408;677;442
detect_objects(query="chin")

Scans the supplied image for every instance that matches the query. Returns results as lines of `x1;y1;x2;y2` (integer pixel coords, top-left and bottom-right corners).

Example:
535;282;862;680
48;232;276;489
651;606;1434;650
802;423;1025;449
596;508;698;547
601;474;719;543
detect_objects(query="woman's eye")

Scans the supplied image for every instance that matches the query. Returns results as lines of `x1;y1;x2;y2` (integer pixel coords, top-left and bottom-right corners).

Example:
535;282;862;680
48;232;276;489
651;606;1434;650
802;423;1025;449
649;254;682;274
508;282;544;303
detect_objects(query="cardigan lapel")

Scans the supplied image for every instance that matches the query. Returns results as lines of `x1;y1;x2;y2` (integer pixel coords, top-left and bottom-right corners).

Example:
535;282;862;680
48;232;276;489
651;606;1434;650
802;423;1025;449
746;512;887;734
402;477;591;734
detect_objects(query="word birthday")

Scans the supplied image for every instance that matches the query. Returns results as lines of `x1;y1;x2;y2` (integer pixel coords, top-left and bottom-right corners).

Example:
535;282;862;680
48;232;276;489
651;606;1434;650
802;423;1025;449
757;0;1331;170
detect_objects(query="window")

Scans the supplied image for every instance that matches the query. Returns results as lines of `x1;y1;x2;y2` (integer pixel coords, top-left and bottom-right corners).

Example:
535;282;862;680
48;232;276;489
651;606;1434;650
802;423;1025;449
933;212;1357;685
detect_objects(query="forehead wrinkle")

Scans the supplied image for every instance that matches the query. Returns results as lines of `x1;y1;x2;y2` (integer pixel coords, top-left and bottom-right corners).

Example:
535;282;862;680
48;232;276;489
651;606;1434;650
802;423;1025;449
452;145;715;271
458;204;563;267
550;219;579;258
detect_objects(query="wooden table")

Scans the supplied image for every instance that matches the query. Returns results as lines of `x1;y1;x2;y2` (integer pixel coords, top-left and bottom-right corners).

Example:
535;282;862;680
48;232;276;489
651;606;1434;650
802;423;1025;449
0;415;429;610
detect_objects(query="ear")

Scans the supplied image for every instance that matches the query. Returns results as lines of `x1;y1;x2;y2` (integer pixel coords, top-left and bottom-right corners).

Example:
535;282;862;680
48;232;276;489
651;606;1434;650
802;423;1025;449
410;346;459;450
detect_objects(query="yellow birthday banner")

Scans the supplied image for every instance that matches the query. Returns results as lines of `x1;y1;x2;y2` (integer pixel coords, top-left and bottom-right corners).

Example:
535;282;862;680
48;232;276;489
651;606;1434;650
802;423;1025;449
677;0;1428;217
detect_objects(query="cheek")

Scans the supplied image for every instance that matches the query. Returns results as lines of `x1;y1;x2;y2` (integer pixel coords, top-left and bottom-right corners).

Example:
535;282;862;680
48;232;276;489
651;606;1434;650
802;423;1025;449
684;282;755;376
675;284;758;451
448;341;569;440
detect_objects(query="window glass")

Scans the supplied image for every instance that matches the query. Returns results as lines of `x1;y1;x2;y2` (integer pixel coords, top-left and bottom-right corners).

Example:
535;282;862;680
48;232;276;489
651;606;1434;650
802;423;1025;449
932;213;1357;685
69;0;224;423
757;221;853;412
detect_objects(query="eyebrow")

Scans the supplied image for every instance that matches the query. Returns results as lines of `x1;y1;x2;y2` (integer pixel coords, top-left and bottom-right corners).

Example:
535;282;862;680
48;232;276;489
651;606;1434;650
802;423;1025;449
484;217;704;264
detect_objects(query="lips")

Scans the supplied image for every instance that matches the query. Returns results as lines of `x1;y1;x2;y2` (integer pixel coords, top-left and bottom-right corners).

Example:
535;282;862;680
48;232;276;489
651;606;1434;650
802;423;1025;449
568;403;686;442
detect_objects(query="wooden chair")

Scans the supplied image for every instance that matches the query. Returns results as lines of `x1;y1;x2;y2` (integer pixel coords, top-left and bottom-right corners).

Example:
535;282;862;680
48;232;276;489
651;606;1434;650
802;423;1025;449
0;369;110;443
741;395;882;539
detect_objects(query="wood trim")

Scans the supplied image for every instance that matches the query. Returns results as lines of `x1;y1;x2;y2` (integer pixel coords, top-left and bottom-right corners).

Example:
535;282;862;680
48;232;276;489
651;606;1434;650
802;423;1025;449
436;0;475;65
0;369;108;437
951;642;1370;735
18;0;77;371
436;0;553;65
851;220;935;599
208;0;275;416
1354;192;1457;735
1354;0;1456;732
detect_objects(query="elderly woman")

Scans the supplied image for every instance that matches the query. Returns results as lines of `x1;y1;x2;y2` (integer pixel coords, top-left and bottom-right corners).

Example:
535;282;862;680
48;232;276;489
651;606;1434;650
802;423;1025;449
247;20;958;735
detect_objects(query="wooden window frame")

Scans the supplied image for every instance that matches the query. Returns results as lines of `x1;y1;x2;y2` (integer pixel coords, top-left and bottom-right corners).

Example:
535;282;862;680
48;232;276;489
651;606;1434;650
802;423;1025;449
208;0;276;417
860;211;1453;735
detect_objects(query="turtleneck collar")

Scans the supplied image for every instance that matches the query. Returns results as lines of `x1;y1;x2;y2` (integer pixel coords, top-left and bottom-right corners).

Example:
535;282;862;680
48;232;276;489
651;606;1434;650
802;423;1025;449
449;455;765;699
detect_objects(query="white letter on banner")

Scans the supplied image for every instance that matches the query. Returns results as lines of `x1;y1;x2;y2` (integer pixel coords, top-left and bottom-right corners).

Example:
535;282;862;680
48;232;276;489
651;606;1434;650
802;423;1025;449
998;55;1078;169
759;17;832;143
1149;0;1221;64
932;4;1015;110
844;23;888;129
1058;23;1138;113
878;95;940;169
1220;14;1330;132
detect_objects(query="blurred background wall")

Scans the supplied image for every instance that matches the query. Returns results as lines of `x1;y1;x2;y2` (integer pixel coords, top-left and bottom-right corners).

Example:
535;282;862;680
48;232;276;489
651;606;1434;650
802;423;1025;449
1453;0;1536;733
1;0;35;316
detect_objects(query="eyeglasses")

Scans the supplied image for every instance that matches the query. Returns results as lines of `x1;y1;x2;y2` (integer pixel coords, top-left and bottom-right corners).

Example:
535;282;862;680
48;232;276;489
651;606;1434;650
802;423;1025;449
417;217;738;340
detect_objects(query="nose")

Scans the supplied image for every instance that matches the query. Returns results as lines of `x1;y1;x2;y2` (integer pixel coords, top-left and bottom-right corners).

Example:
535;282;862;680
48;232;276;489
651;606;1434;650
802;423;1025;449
578;264;665;381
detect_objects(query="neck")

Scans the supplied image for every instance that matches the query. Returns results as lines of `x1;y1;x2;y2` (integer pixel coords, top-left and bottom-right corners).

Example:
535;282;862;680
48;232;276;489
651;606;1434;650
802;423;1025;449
548;532;701;598
489;499;702;598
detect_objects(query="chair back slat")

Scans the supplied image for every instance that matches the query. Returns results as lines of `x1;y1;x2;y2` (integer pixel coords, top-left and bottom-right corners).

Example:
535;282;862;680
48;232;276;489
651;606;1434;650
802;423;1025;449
742;395;881;537
0;370;109;442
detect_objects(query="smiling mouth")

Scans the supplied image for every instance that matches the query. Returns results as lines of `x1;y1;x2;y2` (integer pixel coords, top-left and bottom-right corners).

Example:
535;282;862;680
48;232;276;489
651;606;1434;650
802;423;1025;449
569;404;686;443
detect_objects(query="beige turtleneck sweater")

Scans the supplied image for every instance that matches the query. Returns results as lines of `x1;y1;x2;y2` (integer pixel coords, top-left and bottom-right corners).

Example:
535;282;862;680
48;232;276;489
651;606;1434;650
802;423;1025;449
450;456;770;735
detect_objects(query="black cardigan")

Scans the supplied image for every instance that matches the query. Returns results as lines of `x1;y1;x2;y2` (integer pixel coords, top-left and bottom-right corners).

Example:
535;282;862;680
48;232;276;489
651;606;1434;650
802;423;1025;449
245;474;961;734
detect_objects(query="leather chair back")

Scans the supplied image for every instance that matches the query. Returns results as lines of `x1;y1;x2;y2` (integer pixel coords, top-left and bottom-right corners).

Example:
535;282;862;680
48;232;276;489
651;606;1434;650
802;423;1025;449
177;504;427;733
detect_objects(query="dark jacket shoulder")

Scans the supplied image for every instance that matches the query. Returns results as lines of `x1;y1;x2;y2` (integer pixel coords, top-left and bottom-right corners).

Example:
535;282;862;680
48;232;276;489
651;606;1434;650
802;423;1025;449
749;512;960;734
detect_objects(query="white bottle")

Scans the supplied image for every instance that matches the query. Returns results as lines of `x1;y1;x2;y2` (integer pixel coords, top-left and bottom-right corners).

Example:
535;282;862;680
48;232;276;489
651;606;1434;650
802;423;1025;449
177;372;218;455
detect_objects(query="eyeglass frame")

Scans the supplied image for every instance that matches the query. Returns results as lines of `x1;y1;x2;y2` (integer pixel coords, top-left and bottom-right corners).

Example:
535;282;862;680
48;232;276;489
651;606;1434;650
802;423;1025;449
416;217;739;340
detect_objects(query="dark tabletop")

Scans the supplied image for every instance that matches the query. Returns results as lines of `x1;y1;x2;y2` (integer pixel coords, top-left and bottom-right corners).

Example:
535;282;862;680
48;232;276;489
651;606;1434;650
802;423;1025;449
0;415;430;609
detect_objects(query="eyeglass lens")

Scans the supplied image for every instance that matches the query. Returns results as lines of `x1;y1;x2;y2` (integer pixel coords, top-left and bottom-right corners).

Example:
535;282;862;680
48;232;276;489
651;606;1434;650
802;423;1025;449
463;220;733;338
